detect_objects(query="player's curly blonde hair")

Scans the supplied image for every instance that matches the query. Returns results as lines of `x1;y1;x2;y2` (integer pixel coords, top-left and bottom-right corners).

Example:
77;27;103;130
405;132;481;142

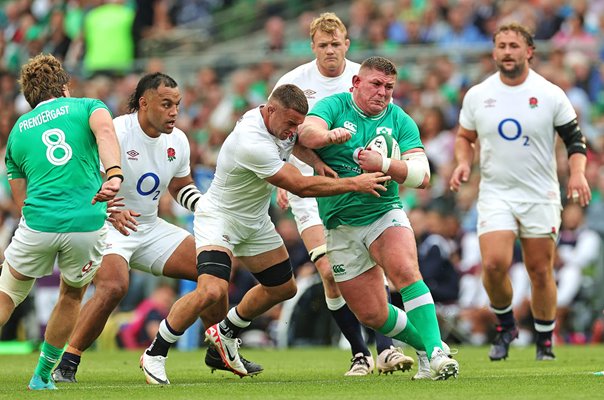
18;54;70;108
310;12;347;41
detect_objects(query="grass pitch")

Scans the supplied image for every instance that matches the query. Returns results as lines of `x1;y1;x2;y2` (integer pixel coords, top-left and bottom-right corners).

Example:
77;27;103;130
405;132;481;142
0;344;602;399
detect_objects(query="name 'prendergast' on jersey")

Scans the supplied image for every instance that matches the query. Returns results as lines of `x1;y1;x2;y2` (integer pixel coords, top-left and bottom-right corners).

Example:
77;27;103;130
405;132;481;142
18;105;70;132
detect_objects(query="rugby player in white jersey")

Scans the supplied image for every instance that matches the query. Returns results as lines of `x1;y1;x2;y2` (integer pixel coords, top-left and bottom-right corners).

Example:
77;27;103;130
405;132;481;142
142;84;390;381
450;23;591;361
52;73;257;383
273;12;413;376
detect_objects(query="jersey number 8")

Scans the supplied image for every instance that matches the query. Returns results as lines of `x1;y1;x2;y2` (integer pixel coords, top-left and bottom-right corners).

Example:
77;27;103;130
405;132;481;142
42;128;73;166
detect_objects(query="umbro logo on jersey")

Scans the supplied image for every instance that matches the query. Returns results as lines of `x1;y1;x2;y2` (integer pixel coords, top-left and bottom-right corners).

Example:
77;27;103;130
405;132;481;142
127;150;139;160
484;98;496;108
303;89;316;98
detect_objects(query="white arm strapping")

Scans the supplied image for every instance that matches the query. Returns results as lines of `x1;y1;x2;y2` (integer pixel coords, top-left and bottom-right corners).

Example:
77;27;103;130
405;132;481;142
176;184;202;212
401;152;430;188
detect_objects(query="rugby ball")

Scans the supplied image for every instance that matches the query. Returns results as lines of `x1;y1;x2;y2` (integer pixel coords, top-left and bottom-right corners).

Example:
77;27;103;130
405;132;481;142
364;133;400;161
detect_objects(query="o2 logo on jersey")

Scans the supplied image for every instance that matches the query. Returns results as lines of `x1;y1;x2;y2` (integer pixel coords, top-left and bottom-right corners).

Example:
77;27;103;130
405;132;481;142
137;172;161;200
498;118;530;146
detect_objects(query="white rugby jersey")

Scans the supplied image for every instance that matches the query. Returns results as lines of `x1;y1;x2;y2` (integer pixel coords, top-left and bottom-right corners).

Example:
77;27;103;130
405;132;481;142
203;107;295;221
459;69;576;204
273;59;360;174
113;113;190;223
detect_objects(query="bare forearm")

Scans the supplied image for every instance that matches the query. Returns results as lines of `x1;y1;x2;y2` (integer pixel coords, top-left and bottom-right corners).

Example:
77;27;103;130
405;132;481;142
292;143;321;167
97;127;122;170
568;153;587;177
298;124;331;149
292;176;357;198
454;135;474;168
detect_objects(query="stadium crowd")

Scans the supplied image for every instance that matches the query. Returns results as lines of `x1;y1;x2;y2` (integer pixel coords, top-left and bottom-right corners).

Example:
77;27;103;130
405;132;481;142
0;0;603;351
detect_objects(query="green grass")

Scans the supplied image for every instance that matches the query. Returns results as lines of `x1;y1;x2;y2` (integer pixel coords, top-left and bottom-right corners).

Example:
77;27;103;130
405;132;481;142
1;345;603;399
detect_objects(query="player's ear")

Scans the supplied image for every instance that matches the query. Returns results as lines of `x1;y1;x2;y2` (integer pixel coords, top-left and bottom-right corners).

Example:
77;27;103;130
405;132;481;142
352;75;361;88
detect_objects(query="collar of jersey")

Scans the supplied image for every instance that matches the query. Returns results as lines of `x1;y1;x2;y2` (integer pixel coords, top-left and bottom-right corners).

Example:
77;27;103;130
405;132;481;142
348;93;387;120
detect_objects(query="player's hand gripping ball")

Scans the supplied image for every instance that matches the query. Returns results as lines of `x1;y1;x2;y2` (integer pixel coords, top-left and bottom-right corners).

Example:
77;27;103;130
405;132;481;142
364;133;400;162
354;133;400;186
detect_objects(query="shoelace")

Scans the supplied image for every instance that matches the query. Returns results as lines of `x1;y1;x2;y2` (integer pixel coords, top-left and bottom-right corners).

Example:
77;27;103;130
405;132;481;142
349;355;370;369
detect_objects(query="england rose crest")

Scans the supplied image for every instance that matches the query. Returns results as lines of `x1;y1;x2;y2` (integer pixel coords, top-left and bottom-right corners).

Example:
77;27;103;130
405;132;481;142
167;147;176;162
529;97;538;108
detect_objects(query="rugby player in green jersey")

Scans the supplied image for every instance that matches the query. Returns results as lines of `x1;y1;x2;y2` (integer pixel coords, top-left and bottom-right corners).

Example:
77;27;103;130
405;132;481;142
298;56;459;380
0;54;122;390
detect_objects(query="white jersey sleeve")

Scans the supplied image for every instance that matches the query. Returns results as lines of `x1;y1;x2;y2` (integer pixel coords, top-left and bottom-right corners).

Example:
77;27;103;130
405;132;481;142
273;59;360;176
203;107;295;221
460;70;576;204
114;113;192;223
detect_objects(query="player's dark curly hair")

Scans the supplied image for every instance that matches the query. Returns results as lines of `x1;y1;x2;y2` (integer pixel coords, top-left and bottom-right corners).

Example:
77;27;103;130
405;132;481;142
127;72;178;113
270;84;308;115
19;54;70;108
360;56;397;76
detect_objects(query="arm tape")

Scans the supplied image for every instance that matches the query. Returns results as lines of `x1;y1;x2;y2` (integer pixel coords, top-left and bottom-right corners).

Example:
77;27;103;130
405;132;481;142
556;119;587;157
401;152;430;188
309;244;327;263
176;184;202;212
106;167;124;182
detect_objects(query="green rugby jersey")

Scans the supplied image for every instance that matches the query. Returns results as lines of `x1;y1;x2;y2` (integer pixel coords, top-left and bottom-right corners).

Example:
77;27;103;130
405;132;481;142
6;97;108;232
308;92;423;229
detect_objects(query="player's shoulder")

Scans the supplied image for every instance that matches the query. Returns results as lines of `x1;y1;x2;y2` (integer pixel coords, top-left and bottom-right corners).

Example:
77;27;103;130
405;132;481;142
344;58;361;74
275;60;316;85
526;69;565;95
169;126;188;143
467;73;498;94
231;107;267;143
112;112;136;136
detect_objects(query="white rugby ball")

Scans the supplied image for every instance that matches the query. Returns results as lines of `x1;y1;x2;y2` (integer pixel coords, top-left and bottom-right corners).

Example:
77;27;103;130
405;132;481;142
364;133;400;160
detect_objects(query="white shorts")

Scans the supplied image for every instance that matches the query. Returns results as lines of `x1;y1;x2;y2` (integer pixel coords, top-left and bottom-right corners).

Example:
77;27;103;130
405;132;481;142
326;209;411;282
104;218;190;276
477;198;561;239
194;208;283;257
287;192;323;235
4;218;107;288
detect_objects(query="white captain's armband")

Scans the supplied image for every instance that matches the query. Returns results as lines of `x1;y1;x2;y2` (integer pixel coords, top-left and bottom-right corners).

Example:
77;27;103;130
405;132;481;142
402;152;430;188
176;184;202;212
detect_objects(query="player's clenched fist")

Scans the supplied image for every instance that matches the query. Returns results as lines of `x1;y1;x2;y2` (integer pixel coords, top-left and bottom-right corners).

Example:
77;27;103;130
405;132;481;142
327;128;352;144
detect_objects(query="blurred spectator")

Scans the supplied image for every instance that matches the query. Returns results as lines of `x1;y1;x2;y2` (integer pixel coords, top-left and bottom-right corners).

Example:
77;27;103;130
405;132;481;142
347;0;374;48
419;106;455;171
435;4;488;49
132;0;172;57
417;204;460;304
263;15;285;53
378;1;405;44
586;166;604;235
286;11;314;57
554;203;601;343
117;283;176;349
533;0;564;40
82;0;135;77
551;12;598;61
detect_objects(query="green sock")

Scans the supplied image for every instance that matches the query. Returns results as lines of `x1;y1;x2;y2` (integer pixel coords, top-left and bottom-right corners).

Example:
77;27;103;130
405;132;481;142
401;280;442;358
377;304;425;351
34;341;64;383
